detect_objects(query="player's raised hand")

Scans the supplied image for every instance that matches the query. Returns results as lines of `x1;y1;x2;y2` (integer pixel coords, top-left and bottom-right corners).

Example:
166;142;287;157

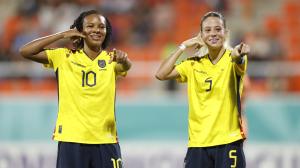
181;33;204;50
108;48;128;64
231;42;250;58
61;29;86;45
61;29;86;39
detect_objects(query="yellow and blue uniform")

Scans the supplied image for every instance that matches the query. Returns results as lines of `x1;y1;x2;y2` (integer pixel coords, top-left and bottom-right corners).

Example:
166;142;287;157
44;48;126;144
175;49;247;147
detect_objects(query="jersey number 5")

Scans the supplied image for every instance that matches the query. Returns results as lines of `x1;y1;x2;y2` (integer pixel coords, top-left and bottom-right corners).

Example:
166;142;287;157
82;70;96;87
205;78;212;91
229;150;237;168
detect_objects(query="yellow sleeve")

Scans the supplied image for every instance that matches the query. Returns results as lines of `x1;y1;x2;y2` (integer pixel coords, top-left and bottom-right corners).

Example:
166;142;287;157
113;62;128;77
234;56;248;76
44;48;69;71
175;60;189;83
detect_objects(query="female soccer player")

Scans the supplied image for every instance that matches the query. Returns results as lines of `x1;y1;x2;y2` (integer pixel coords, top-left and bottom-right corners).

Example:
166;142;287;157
19;10;131;168
156;11;249;168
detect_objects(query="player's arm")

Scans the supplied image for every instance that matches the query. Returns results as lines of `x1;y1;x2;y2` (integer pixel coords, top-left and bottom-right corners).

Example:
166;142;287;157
230;42;250;74
241;75;250;138
155;47;183;80
108;49;132;73
19;29;85;64
155;35;204;80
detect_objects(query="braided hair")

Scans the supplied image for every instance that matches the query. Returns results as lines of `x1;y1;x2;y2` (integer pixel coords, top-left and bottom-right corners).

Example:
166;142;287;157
70;10;112;50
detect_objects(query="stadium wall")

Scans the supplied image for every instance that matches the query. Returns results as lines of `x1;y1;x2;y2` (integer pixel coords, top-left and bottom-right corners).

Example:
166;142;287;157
0;95;299;168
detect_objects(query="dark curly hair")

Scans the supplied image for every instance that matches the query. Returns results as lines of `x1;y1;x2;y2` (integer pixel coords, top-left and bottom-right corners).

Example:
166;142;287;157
200;11;226;31
70;10;112;50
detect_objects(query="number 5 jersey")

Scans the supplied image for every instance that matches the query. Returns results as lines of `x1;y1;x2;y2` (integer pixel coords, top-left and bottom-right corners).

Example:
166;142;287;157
175;49;248;147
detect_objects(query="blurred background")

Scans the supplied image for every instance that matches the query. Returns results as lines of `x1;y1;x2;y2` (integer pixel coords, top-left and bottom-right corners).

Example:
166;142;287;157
0;0;300;167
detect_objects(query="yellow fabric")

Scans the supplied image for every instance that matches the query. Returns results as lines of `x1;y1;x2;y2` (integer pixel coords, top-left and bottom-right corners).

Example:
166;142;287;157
45;48;126;144
175;49;247;147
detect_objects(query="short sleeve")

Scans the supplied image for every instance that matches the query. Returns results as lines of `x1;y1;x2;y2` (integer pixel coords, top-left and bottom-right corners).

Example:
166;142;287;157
112;62;128;77
44;48;69;71
175;61;189;83
234;56;248;76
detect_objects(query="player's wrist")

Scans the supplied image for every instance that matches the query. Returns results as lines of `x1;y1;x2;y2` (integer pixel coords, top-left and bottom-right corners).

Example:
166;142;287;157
55;32;68;40
230;52;244;64
235;56;245;64
178;44;186;51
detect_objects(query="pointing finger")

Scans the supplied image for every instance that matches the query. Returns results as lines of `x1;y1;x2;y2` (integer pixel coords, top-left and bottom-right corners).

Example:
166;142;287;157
121;52;128;63
241;44;250;55
238;43;243;53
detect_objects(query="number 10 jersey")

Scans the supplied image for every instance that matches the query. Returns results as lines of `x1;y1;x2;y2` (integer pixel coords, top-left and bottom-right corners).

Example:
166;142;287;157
45;48;125;144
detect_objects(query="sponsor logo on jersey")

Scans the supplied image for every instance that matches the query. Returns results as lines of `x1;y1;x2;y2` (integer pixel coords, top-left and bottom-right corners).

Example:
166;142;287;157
71;61;86;68
194;69;207;75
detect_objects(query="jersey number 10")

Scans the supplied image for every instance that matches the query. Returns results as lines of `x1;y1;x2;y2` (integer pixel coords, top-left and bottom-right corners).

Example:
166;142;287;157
82;70;96;87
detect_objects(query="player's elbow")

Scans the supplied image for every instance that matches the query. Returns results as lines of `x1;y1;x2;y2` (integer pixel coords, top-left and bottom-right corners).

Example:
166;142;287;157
19;46;31;59
155;74;163;80
155;73;166;81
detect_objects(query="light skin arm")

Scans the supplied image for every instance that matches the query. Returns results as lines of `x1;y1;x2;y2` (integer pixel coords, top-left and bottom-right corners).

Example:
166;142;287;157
241;75;250;138
19;29;85;64
155;35;204;80
231;42;250;70
155;48;184;80
108;48;132;73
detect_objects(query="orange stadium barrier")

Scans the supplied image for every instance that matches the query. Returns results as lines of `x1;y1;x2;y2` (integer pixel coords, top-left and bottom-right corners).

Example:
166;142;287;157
0;78;57;95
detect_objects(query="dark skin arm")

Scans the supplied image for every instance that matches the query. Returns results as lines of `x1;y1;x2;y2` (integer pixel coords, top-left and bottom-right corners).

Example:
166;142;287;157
108;48;132;73
19;29;85;64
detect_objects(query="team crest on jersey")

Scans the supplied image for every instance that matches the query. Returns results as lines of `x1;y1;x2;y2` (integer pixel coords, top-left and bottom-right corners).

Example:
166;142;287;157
98;60;106;68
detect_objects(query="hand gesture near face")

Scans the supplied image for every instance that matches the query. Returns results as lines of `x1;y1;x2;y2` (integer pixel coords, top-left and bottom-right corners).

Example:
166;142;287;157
108;48;128;64
61;29;86;43
181;33;204;50
62;29;86;38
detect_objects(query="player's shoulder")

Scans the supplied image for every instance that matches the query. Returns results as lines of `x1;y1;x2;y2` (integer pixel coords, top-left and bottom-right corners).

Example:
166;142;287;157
45;47;73;54
97;50;112;61
102;50;111;57
224;48;233;57
186;56;206;62
177;55;206;65
46;48;81;61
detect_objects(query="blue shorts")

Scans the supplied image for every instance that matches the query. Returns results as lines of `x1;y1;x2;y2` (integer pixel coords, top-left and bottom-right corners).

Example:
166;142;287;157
184;140;246;168
56;142;123;168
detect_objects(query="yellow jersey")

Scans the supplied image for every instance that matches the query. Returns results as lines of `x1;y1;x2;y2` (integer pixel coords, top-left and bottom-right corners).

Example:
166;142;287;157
175;49;247;147
45;48;126;144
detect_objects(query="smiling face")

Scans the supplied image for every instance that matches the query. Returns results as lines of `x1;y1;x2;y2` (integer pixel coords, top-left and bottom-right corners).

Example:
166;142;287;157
201;16;226;50
82;14;107;49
